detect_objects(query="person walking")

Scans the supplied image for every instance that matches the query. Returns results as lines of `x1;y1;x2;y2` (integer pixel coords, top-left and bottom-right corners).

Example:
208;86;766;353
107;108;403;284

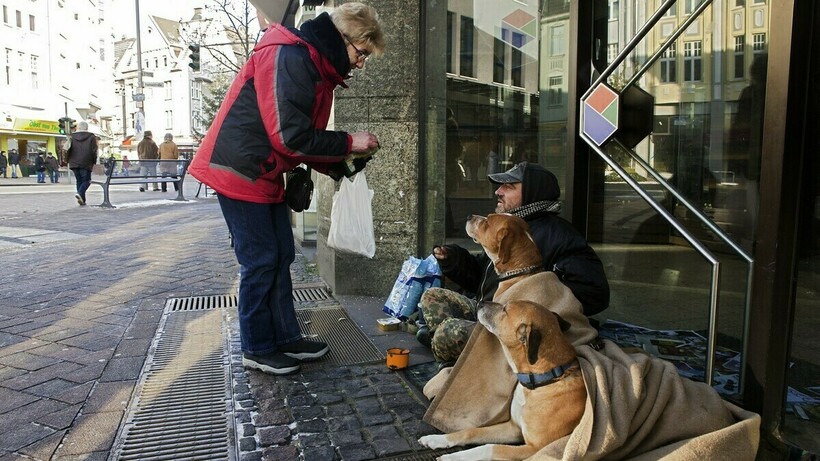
0;151;7;178
137;130;159;191
188;2;384;375
158;133;180;192
417;161;611;364
9;149;20;179
34;153;46;183
46;152;60;183
121;155;131;176
66;121;98;205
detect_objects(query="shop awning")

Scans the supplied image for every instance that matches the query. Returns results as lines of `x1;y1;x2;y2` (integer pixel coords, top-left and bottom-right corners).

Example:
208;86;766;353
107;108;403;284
0;117;64;138
0;128;65;138
118;135;137;150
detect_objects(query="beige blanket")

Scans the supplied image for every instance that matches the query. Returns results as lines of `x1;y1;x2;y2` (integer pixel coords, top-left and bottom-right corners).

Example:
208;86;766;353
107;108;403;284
531;340;760;460
423;272;759;459
424;272;598;430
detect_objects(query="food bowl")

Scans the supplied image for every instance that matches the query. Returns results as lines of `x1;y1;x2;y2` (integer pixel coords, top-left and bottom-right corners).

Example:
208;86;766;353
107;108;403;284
386;347;410;370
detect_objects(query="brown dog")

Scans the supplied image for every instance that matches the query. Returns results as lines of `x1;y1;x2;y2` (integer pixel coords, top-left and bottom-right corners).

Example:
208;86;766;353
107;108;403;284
419;299;586;460
465;213;547;301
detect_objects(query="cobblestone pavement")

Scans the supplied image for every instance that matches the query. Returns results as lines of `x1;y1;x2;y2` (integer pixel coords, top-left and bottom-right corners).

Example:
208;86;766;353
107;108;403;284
231;253;436;461
0;179;439;461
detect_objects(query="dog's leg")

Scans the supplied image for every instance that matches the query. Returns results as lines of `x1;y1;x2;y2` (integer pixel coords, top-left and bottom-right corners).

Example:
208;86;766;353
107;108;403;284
419;421;523;453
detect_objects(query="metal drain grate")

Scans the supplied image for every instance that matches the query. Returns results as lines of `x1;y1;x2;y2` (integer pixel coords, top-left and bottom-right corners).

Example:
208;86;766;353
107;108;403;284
296;307;383;369
377;449;460;460
164;289;330;310
111;303;234;461
167;294;237;311
293;285;330;303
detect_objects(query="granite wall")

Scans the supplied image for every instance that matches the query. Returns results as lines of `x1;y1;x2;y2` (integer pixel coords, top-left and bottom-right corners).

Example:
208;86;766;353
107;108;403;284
316;0;425;297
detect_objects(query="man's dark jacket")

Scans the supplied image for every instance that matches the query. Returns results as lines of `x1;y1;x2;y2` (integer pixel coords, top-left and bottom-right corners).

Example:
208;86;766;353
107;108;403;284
439;167;610;316
66;132;98;170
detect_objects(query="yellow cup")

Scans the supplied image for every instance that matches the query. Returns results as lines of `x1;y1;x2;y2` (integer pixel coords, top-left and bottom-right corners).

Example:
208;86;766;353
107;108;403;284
386;348;410;370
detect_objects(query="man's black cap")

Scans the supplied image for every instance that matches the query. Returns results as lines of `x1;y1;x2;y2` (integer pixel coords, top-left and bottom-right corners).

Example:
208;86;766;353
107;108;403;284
488;161;561;203
488;161;526;184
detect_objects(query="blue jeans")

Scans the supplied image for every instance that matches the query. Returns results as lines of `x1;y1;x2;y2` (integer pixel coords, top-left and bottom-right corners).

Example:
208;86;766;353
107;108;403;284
72;168;91;202
37;171;46;182
50;170;59;183
217;194;302;355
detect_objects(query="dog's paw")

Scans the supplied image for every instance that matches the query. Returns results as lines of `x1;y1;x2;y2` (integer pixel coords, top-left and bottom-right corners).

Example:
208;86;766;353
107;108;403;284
419;434;452;449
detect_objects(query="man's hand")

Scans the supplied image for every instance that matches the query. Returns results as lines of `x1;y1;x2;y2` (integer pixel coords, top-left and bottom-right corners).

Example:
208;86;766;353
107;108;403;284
350;132;380;155
432;245;449;261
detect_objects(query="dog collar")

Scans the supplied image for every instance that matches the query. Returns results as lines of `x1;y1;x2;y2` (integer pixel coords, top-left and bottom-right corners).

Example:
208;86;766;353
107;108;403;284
516;360;578;390
497;264;542;281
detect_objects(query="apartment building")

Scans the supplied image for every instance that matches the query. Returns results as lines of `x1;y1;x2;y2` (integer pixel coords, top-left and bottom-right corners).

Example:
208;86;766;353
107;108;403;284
0;0;113;169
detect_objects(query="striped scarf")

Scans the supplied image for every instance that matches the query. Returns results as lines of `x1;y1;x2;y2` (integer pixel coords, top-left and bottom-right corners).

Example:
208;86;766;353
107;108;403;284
508;200;562;219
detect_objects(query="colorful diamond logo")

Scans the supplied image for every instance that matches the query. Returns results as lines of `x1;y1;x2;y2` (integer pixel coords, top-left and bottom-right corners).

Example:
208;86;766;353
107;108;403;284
501;9;536;48
582;83;619;146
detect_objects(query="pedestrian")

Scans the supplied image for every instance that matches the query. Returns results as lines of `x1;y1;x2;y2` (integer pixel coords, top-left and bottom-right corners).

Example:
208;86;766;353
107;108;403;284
0;151;7;178
66;121;98;206
46;152;60;183
158;133;180;192
188;2;385;375
122;155;131;176
417;161;611;364
34;153;46;183
9;149;20;179
137;130;159;191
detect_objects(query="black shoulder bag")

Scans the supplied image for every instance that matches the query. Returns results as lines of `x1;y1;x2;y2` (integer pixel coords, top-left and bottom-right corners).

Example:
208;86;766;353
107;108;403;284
285;166;314;212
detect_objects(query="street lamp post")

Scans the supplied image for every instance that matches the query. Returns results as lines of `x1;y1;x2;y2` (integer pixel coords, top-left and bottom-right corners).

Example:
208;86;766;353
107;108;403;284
134;0;145;139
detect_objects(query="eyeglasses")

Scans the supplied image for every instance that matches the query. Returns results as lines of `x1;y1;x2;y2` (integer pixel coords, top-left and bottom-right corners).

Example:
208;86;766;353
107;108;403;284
344;35;370;61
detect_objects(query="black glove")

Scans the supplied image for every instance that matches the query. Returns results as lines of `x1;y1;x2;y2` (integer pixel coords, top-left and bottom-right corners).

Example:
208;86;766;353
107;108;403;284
327;155;372;181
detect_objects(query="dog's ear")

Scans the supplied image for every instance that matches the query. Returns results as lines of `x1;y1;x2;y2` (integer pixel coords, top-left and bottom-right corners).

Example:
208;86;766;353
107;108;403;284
527;328;542;365
495;226;512;266
553;312;571;332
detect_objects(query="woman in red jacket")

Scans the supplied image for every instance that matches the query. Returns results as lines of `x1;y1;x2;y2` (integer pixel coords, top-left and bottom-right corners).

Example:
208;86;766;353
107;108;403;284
189;3;384;375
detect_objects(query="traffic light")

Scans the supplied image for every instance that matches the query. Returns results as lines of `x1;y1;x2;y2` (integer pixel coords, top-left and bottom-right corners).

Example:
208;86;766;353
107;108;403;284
58;117;76;135
188;44;200;71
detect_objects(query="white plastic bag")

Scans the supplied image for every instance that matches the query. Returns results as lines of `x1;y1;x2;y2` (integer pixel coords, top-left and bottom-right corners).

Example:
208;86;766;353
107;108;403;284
328;172;376;258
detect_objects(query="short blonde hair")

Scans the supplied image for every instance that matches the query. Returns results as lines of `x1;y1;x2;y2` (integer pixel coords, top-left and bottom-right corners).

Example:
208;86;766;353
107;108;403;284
331;2;385;56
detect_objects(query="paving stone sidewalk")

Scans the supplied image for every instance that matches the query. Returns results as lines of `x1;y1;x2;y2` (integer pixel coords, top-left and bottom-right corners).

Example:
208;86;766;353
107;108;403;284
0;185;238;460
230;252;438;461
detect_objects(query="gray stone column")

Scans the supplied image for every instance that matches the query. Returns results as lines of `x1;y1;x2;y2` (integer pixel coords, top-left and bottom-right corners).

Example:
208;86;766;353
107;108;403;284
316;0;424;296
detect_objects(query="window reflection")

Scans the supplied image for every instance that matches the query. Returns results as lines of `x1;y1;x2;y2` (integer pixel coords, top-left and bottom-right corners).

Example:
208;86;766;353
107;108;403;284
444;0;552;242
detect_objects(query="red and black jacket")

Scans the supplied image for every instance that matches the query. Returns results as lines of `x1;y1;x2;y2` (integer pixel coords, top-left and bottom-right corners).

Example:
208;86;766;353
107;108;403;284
189;14;353;203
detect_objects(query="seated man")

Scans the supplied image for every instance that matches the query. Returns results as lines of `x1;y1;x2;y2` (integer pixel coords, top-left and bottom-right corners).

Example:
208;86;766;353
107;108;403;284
419;161;610;363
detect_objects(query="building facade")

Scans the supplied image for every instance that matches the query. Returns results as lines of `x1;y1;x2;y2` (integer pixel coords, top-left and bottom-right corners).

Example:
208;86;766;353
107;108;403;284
0;0;113;171
111;7;245;157
277;0;817;457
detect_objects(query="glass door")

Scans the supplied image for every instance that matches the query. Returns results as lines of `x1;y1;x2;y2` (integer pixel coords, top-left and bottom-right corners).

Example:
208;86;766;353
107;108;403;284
580;0;766;401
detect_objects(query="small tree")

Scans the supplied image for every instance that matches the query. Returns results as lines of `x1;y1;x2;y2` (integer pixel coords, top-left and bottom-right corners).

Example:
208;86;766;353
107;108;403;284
193;73;232;140
206;0;261;72
181;0;261;141
181;0;262;75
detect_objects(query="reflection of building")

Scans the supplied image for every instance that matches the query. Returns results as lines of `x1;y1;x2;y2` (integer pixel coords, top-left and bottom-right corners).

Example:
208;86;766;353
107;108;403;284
605;1;771;242
0;0;112;172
